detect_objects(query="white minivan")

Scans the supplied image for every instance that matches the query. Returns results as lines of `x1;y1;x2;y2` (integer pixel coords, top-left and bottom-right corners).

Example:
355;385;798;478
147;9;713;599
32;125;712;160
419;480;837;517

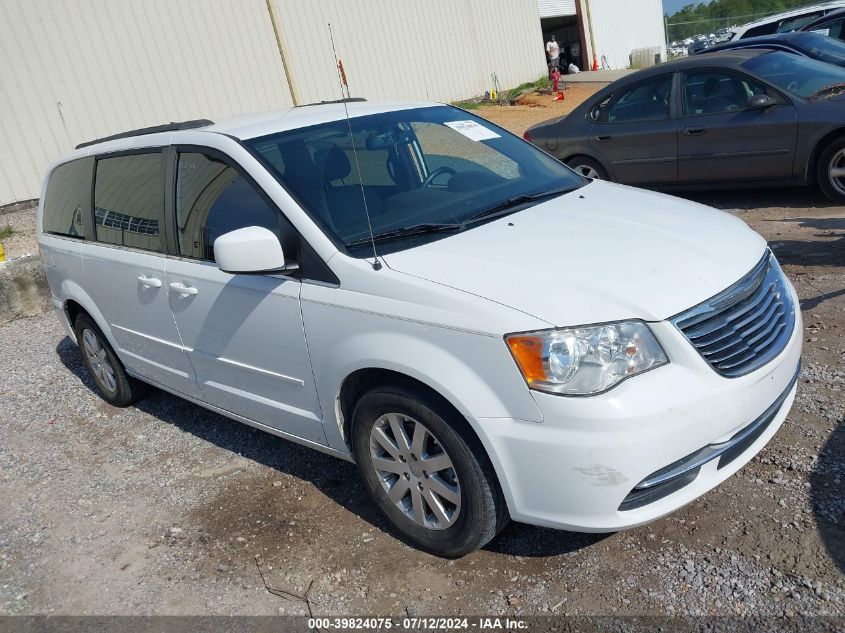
38;101;802;556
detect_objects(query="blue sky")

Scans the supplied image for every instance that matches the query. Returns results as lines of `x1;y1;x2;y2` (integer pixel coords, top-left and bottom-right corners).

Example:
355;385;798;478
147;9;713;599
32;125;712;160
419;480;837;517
663;0;713;15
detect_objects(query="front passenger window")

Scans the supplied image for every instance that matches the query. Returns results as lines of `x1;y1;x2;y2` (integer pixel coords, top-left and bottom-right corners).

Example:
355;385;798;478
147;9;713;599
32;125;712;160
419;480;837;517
683;71;767;116
176;152;292;261
604;76;671;123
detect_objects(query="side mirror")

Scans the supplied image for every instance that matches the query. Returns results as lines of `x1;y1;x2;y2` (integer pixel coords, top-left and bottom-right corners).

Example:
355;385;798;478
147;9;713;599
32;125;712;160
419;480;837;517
748;94;775;109
213;226;297;274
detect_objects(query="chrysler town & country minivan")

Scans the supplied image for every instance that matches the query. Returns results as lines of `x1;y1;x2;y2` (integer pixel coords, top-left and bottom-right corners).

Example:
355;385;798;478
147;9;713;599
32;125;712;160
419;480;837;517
38;101;802;556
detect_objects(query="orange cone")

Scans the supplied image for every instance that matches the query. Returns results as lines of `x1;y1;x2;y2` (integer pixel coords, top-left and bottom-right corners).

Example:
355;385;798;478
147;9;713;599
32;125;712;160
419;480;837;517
592;54;599;71
555;90;565;101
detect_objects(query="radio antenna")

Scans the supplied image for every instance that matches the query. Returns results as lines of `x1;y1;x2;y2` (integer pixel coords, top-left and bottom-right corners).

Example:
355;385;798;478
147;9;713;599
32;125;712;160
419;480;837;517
328;22;381;271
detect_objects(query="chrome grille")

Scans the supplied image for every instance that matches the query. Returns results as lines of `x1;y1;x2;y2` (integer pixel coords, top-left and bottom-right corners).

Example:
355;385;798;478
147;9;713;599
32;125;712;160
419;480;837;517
672;251;795;378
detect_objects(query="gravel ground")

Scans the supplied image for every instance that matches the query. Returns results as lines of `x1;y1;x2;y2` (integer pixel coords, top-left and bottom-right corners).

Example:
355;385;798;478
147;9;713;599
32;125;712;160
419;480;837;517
0;99;842;617
0;203;38;261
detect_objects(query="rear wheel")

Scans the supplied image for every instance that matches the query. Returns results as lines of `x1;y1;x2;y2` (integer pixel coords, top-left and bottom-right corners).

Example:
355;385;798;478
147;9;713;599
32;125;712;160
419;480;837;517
567;155;608;180
74;313;146;407
352;385;507;557
817;135;845;202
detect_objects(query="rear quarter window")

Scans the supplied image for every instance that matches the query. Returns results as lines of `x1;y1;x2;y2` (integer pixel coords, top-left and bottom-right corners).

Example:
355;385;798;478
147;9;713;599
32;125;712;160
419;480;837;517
42;158;93;238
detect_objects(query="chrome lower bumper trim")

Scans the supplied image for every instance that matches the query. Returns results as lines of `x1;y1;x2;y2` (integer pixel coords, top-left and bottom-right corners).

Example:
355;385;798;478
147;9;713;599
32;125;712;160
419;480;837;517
618;362;799;512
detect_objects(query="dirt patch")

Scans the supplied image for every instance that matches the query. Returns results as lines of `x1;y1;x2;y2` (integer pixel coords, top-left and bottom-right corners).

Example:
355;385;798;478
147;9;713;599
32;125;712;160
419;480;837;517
475;84;605;138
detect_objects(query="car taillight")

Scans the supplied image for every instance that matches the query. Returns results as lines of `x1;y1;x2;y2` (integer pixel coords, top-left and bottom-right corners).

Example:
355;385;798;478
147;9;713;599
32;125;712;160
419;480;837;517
523;130;533;142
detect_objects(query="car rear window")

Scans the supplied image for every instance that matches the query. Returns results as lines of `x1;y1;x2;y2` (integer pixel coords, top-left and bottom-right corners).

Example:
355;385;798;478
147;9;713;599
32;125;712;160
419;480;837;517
743;49;845;99
42;158;92;238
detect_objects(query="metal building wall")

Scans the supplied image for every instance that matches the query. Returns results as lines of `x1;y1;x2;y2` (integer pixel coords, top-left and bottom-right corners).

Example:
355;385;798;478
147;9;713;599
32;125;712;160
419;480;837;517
0;0;546;206
259;0;546;107
0;0;293;205
582;0;666;70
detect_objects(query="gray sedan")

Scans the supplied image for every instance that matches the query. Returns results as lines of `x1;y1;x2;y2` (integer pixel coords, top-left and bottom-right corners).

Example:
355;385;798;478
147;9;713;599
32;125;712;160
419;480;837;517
524;49;845;201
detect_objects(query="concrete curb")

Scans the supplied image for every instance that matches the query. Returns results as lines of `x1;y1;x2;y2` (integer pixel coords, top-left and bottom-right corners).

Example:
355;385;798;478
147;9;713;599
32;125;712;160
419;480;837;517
0;199;38;216
0;255;51;326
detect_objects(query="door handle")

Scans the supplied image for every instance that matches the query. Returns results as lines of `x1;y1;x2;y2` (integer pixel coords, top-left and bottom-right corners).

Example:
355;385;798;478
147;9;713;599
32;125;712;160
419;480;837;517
595;135;613;142
682;127;706;136
168;281;198;296
137;275;162;288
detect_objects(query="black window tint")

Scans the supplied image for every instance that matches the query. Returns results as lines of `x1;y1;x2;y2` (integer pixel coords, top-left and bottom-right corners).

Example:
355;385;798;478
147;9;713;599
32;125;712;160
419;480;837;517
605;76;671;123
94;153;163;252
683;71;767;116
743;23;779;38
176;152;290;261
43;158;91;238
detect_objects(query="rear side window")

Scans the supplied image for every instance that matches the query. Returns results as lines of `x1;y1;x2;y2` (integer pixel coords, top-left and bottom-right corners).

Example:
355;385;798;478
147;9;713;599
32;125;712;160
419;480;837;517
742;22;779;38
778;12;824;33
811;17;845;39
42;158;92;238
94;153;163;252
176;152;294;261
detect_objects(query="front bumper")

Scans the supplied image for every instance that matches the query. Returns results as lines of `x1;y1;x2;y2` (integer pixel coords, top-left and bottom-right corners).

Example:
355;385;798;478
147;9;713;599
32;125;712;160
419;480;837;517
475;292;803;532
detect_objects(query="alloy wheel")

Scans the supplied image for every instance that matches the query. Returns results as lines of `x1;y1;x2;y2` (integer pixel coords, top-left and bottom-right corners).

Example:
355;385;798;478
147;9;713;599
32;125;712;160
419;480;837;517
573;164;600;179
369;413;461;530
82;328;117;393
829;149;845;197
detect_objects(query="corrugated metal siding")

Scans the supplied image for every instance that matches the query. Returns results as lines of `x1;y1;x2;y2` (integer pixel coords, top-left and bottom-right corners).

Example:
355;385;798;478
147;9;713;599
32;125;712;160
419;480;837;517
274;0;545;106
0;0;293;205
538;0;577;19
0;0;546;206
585;0;666;70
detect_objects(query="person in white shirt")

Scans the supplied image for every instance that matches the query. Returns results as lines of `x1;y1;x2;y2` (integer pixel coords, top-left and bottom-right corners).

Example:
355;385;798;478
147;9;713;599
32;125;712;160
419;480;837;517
545;35;561;77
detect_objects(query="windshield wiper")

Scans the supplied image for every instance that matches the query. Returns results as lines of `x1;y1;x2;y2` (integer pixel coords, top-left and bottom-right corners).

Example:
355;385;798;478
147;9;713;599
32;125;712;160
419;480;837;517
346;222;463;248
809;82;845;101
464;186;576;225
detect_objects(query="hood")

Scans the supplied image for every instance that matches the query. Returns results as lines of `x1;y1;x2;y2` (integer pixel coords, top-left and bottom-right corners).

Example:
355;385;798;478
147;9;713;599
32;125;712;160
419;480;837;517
383;181;767;327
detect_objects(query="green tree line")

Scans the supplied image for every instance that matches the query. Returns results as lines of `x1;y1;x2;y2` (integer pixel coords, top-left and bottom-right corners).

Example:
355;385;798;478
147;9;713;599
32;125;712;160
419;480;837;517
666;0;825;41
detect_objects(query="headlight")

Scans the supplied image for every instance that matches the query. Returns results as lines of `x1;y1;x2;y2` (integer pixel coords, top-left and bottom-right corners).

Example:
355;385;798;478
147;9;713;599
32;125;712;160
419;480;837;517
505;321;668;396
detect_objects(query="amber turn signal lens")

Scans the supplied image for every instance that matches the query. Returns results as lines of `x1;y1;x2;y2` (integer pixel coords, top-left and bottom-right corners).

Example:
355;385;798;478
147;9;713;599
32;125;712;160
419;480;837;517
506;336;546;384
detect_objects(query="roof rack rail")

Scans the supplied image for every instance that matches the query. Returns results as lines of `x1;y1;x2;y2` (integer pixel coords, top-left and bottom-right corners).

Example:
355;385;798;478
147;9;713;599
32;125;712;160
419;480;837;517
75;119;214;150
298;97;367;107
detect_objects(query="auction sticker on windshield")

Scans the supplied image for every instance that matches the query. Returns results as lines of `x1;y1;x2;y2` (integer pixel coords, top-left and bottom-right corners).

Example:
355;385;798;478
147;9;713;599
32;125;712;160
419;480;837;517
444;120;501;141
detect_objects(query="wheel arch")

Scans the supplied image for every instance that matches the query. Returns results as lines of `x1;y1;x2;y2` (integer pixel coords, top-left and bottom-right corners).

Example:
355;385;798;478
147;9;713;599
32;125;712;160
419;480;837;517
806;127;845;183
58;281;118;350
339;368;481;455
337;366;510;517
561;152;609;176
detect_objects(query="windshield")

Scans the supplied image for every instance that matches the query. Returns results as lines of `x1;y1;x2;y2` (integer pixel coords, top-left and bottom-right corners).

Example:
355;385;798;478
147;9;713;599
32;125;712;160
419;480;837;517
245;106;584;256
742;50;845;99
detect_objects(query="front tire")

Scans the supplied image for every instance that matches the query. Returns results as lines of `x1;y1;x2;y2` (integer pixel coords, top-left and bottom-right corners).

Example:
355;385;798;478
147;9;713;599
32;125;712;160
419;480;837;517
351;385;507;557
74;313;146;407
817;135;845;202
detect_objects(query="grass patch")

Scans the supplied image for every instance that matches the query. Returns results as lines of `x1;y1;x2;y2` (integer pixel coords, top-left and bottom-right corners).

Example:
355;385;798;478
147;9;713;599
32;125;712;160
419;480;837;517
452;75;552;110
0;225;14;240
451;99;485;111
508;75;551;96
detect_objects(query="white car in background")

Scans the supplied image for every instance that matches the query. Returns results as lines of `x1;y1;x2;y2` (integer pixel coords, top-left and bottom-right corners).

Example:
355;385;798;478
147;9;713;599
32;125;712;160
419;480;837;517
730;0;845;39
38;101;802;556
